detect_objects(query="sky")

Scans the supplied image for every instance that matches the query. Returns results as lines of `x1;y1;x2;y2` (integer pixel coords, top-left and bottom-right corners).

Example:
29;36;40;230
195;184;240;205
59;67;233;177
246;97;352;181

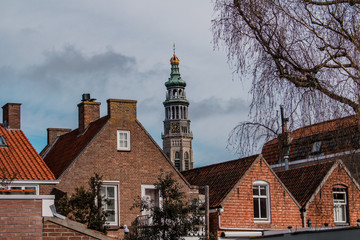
0;1;252;167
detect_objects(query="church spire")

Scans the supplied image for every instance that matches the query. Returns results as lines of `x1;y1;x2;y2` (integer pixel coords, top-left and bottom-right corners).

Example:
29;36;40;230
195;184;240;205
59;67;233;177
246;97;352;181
162;47;194;171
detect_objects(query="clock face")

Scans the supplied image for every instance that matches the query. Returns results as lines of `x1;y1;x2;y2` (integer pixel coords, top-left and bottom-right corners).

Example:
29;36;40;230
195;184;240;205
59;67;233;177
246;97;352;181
171;122;180;133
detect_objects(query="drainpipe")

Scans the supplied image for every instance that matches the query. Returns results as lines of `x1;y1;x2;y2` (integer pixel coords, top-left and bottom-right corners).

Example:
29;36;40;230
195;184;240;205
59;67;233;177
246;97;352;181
205;185;209;239
300;208;307;228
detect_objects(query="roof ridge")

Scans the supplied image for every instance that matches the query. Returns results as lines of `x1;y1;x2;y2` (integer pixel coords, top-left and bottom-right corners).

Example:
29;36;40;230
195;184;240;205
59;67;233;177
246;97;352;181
182;154;260;173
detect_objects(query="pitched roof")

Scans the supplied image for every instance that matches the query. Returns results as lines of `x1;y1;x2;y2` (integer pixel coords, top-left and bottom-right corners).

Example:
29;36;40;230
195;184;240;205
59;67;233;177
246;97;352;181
262;115;358;165
43;116;108;178
0;124;55;180
181;155;259;208
276;161;335;207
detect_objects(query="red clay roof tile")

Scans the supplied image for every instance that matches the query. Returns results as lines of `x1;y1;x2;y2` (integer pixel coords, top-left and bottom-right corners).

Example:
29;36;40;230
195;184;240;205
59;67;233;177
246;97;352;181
43;116;108;178
0;124;55;180
262;115;358;164
276;161;335;207
182;155;258;208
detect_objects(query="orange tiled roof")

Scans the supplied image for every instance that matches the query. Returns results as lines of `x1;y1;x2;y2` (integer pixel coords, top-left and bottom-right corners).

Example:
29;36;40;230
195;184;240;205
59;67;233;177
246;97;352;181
262;115;358;165
276;161;334;207
182;155;258;208
0;124;55;180
43;116;108;178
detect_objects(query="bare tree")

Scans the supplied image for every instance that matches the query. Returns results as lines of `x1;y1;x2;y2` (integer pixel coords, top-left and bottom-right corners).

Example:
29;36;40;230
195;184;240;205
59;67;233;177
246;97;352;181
213;0;360;155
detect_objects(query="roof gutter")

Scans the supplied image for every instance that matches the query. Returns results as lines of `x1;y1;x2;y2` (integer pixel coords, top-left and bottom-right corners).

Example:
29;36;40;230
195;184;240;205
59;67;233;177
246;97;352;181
217;207;266;232
11;180;60;184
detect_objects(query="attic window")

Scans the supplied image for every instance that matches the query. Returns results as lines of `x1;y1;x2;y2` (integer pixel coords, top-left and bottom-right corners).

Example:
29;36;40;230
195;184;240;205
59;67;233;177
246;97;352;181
0;135;6;147
117;130;130;151
311;141;322;154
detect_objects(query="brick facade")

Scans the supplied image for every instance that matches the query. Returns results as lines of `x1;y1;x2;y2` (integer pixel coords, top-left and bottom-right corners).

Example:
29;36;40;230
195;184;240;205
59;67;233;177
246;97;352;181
214;158;302;237
42;98;193;239
0;199;43;240
306;164;360;227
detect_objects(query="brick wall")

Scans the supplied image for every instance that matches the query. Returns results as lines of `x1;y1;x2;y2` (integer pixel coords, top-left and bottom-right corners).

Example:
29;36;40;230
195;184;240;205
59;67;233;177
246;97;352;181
306;164;360;227
43;99;192;239
214;158;302;237
2;103;21;129
0;199;43;240
43;220;99;240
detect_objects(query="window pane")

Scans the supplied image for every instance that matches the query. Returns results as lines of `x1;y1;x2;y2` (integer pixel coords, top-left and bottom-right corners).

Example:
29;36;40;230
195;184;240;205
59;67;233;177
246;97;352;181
107;187;114;198
253;187;258;196
253;198;259;218
107;212;115;221
260;198;268;218
260;186;266;196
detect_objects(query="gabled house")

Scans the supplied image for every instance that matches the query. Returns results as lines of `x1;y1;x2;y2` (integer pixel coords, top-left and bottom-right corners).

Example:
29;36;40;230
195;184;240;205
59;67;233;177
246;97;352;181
0;102;58;239
182;154;302;238
261;115;360;180
276;160;360;228
41;94;196;239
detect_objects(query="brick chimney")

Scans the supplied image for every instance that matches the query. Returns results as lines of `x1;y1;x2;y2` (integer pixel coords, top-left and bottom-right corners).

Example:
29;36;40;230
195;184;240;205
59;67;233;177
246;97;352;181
78;94;101;132
107;99;137;121
47;128;72;146
2;103;21;129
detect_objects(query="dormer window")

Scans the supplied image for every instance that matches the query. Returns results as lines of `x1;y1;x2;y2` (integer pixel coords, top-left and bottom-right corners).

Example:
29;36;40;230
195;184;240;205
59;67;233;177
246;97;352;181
311;141;322;154
117;130;130;151
0;135;6;147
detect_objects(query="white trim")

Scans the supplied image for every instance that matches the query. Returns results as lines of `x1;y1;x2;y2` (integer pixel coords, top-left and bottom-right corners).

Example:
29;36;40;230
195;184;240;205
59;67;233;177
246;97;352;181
11;180;59;184
117;130;131;151
102;183;119;226
141;184;163;215
253;180;271;223
0;195;55;199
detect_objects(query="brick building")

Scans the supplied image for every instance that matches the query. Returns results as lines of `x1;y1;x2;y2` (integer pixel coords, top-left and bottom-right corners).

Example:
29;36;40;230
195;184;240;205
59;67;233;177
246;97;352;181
182;154;302;238
41;94;196;239
277;160;360;228
0;102;114;240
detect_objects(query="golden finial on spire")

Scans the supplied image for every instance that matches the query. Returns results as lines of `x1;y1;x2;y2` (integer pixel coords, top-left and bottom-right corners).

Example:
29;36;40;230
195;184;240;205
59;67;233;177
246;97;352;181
170;43;179;64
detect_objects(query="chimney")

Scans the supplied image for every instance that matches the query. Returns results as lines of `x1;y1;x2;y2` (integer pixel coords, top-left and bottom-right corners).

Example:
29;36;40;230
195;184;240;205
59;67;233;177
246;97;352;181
78;93;101;132
47;128;72;146
2;103;21;129
107;99;137;121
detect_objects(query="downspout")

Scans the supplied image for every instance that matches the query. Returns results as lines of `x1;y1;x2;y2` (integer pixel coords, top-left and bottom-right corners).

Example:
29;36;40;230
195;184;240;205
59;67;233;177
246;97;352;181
300;208;307;228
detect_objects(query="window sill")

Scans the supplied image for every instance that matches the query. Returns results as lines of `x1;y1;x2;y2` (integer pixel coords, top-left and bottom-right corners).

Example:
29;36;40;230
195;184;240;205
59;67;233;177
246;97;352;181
254;219;271;223
107;225;120;230
335;222;349;226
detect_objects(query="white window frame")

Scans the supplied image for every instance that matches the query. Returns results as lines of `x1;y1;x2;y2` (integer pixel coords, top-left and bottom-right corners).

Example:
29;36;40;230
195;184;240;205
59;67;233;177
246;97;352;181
0;184;39;195
101;181;119;226
253;180;271;222
117;130;130;151
141;184;163;216
333;187;348;224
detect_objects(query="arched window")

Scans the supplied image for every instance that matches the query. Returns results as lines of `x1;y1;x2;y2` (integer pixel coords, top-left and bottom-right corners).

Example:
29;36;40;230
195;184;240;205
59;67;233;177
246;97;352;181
333;185;348;223
174;89;178;98
174;152;180;171
172;106;175;119
184;152;189;170
253;180;270;222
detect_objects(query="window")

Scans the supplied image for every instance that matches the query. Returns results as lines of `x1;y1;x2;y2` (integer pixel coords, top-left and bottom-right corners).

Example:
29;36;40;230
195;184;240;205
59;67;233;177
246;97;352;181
311;141;322;154
117;130;130;151
0;185;37;195
333;187;348;223
253;181;270;222
184;152;189;170
101;184;119;225
141;185;162;216
0;135;6;147
174;152;180;171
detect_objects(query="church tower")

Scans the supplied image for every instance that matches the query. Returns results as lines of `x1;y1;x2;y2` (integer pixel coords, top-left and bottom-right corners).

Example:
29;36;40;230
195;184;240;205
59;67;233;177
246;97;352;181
162;48;194;171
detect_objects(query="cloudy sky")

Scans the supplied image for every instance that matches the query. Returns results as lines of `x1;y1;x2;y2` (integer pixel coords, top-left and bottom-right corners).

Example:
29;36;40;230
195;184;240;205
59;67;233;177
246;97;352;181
0;1;252;167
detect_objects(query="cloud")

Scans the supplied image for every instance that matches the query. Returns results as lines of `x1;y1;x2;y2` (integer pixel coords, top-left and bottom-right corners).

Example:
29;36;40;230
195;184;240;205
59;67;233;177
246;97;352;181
190;97;249;120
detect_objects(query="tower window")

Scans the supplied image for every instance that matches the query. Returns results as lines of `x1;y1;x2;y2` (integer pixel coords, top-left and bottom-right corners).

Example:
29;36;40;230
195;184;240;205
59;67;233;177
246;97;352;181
175;152;181;171
184;152;189;170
